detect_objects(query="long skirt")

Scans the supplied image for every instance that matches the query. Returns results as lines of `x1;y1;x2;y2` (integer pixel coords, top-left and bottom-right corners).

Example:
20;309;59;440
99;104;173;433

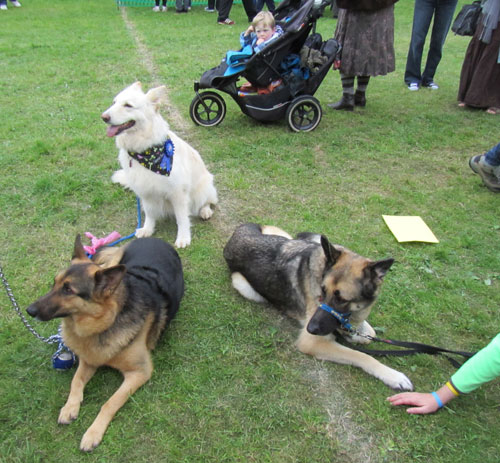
334;5;395;76
458;21;500;109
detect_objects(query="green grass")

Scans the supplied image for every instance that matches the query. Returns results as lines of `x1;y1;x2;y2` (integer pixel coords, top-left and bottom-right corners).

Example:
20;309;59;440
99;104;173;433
1;1;499;462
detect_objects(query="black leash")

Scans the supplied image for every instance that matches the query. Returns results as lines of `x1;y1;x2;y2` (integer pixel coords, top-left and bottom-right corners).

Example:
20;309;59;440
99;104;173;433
340;335;477;368
317;303;477;368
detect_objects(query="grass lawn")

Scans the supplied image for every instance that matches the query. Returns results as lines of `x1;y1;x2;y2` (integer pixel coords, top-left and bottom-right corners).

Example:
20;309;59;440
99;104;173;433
1;0;499;462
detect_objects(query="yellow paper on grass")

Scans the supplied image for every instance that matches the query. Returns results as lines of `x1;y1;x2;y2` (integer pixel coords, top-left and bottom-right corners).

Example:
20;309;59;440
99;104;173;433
382;215;439;243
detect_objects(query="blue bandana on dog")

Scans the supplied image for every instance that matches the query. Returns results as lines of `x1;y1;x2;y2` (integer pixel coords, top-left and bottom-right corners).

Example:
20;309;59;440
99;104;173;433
128;138;174;176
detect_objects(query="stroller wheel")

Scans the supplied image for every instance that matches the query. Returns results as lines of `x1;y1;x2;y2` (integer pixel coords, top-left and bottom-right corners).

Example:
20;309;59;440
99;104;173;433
286;96;322;132
190;91;226;127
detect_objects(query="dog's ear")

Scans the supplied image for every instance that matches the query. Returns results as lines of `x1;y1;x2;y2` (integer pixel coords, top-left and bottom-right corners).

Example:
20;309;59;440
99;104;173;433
321;235;342;266
72;234;90;261
146;86;167;107
93;265;127;299
132;81;142;90
367;258;394;282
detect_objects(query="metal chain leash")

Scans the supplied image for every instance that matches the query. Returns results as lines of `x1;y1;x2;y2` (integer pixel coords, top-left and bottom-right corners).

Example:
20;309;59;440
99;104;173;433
0;264;61;344
1;264;76;369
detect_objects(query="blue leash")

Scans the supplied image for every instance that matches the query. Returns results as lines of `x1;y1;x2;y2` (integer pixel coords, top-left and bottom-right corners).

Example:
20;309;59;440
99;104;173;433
104;196;142;248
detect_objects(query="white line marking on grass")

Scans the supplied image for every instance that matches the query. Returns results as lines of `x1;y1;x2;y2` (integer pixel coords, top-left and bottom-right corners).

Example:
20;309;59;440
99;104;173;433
119;6;189;133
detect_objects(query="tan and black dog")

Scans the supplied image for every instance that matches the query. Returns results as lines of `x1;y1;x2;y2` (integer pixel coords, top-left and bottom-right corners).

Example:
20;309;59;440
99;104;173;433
223;223;413;391
27;236;184;452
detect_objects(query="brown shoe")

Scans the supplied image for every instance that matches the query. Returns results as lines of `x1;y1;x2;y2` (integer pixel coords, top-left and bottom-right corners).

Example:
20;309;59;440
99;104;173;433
469;155;500;192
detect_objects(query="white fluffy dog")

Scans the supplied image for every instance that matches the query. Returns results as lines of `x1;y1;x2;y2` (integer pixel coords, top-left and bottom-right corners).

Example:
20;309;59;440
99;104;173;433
102;82;218;248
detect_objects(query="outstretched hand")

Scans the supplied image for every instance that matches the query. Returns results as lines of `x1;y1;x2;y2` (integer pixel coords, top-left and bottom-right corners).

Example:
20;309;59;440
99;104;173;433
387;392;440;415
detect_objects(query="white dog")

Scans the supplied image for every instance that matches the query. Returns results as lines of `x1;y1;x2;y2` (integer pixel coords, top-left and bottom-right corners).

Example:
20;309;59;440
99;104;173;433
102;82;218;248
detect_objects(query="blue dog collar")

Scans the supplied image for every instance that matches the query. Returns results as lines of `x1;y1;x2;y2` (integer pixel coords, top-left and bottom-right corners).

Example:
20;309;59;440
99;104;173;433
318;303;355;333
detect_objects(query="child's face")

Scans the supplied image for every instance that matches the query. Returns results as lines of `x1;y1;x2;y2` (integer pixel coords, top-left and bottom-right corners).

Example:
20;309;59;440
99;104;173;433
255;22;275;43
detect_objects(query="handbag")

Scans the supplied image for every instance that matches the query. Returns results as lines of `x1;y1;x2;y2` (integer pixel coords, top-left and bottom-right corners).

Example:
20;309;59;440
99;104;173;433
451;1;482;36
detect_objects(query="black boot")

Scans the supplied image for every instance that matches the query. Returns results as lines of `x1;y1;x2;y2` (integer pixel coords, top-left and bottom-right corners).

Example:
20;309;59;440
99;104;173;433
327;93;354;111
354;91;366;107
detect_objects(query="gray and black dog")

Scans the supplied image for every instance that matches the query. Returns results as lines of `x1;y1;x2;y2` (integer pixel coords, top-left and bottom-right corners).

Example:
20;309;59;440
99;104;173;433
223;223;413;391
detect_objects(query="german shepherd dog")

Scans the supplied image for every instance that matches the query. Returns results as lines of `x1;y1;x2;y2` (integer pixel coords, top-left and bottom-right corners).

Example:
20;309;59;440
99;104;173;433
223;223;413;391
27;236;184;452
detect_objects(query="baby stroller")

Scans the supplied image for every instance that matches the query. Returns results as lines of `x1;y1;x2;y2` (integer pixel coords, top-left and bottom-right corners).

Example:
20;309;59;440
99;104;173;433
189;0;340;132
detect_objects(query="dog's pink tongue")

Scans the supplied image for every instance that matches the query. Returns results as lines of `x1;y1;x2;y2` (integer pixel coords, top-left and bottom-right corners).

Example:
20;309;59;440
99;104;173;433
106;125;120;137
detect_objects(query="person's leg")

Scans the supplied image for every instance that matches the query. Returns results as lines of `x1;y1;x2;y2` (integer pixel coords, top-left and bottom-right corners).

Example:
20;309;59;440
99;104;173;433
255;0;264;13
485;143;500;167
404;0;435;86
206;0;216;11
266;0;275;13
328;74;355;111
355;76;370;107
217;0;233;22
421;0;458;85
153;0;160;11
469;143;500;192
242;0;257;21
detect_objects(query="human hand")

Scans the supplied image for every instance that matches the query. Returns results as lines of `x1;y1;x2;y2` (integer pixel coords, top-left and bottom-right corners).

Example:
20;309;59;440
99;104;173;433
387;392;440;414
245;25;254;36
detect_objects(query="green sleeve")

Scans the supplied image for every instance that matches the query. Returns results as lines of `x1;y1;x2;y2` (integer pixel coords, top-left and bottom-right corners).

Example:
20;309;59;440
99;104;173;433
451;333;500;394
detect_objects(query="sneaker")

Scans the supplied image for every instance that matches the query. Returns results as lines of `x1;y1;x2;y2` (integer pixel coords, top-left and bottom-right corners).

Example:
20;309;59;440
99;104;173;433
11;0;21;5
218;18;235;25
408;83;419;91
205;6;215;12
152;5;160;11
469;154;483;174
161;5;167;11
0;4;7;9
423;81;439;90
469;155;500;192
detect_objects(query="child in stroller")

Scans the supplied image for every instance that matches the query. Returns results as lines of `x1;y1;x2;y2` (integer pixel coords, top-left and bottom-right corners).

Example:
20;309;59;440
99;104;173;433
241;11;284;54
225;11;284;77
190;0;340;132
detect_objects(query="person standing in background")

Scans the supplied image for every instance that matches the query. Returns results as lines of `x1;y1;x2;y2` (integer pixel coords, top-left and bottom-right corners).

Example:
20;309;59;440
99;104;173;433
329;0;398;111
404;0;458;91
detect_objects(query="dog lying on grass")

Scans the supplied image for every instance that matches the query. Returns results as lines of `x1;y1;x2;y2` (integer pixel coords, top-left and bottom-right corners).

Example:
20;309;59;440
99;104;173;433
223;223;413;391
27;236;184;451
102;81;218;248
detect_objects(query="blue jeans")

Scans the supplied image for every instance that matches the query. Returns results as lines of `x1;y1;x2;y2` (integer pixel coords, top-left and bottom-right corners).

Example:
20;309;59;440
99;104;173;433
485;143;500;167
404;0;458;85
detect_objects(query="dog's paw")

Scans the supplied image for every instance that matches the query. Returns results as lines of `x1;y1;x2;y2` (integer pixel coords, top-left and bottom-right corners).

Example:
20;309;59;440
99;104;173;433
175;236;191;248
58;403;79;424
345;321;376;344
135;227;154;238
199;205;214;220
111;169;127;186
80;425;105;452
381;368;414;391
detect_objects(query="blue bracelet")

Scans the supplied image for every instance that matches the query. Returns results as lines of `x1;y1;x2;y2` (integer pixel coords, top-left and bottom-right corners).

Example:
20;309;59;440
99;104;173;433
431;391;443;408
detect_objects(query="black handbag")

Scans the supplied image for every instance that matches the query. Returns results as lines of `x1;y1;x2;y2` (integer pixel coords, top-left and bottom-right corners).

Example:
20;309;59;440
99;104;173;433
451;1;482;36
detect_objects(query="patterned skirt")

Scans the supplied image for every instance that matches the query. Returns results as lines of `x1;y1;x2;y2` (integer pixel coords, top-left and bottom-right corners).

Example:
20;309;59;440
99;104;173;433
334;5;395;77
